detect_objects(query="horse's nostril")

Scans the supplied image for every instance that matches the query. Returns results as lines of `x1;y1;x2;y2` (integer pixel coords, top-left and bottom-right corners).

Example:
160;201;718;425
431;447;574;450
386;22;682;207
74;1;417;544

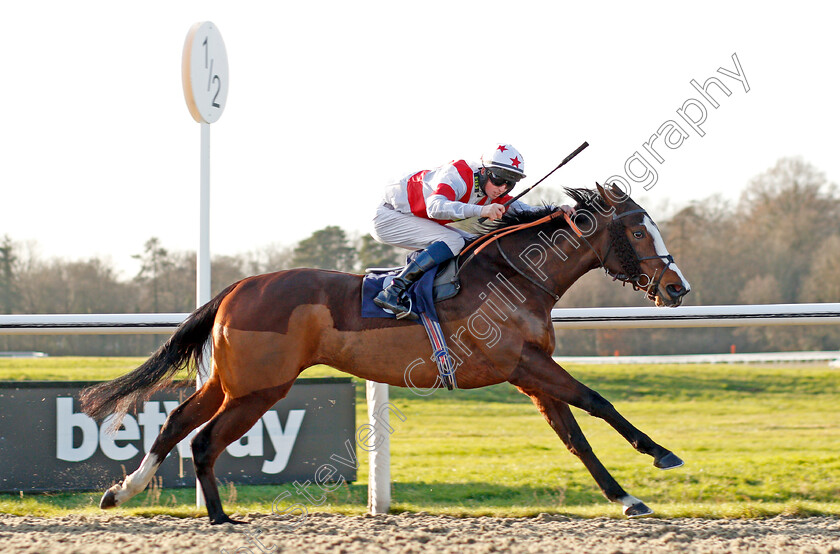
666;284;687;298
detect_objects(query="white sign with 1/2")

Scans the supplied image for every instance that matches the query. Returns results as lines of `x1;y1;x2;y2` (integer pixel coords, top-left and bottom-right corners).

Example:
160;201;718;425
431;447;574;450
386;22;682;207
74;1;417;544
182;21;229;124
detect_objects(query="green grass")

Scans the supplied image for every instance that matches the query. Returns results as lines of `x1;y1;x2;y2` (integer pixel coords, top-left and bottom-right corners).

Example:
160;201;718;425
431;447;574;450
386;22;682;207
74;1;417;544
0;356;148;381
1;359;838;519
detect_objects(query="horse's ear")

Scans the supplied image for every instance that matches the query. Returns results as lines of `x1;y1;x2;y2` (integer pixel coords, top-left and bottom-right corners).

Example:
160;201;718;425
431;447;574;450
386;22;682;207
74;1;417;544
595;182;607;201
595;182;616;207
597;181;629;207
609;182;629;201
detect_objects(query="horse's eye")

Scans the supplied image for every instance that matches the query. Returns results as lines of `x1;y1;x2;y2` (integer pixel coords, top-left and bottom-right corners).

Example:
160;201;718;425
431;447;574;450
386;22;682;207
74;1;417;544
633;230;645;239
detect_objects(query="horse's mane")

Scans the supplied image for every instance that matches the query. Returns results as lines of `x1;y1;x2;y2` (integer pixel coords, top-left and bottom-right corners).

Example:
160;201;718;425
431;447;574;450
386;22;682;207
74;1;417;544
564;187;612;214
470;187;610;237
494;203;560;228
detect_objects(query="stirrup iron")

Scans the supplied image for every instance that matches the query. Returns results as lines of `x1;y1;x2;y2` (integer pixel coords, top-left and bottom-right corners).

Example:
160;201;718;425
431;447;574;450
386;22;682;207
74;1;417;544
394;297;415;320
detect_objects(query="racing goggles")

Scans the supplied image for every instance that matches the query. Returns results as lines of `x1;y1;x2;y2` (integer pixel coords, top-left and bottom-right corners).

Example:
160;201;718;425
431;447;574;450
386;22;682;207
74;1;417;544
487;169;522;189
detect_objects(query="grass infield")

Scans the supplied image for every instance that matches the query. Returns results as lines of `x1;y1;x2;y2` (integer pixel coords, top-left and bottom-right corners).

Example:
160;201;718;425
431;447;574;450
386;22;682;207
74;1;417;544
0;358;838;519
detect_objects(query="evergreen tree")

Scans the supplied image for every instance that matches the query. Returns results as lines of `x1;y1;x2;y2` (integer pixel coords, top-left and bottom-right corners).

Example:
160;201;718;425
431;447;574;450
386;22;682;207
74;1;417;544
357;234;405;269
291;226;357;272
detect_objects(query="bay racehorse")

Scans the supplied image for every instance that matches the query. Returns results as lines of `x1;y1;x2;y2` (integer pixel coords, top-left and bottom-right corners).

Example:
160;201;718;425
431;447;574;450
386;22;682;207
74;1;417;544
80;184;691;524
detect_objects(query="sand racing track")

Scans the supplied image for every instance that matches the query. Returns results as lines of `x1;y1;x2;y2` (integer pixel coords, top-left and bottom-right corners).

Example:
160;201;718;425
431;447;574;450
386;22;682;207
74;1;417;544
1;512;839;553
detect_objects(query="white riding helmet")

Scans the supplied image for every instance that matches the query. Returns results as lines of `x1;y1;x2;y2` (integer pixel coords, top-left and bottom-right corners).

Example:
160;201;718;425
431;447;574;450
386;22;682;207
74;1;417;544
480;143;526;184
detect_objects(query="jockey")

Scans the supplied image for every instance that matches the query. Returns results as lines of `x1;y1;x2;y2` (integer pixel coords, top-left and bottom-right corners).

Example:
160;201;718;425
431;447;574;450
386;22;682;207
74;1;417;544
371;143;569;320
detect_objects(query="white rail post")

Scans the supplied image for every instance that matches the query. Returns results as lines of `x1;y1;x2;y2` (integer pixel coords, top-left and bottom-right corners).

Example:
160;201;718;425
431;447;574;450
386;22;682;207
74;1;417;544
366;381;390;514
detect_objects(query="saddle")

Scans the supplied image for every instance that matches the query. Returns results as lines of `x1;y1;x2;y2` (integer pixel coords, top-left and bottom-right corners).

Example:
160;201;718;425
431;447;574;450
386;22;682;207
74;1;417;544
364;257;461;302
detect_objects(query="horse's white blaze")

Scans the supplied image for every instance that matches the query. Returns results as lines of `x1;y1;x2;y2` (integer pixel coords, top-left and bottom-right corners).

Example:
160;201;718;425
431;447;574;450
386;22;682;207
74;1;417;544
642;216;690;291
113;452;161;505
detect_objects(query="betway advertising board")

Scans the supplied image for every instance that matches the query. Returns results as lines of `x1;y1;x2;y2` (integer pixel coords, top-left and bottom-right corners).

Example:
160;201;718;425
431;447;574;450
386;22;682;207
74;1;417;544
0;378;355;492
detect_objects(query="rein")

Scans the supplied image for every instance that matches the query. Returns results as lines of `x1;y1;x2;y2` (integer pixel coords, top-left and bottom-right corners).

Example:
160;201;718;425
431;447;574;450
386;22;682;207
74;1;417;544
453;205;675;303
455;210;564;273
495;240;560;301
454;210;565;301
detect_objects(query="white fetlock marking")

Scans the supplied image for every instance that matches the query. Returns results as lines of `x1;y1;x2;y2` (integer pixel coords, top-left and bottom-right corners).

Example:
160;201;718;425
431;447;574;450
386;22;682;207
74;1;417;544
113;452;160;505
620;494;642;510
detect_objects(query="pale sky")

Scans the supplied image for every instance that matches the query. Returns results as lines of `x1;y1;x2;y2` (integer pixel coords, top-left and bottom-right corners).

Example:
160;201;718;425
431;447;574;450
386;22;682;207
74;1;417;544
1;1;837;279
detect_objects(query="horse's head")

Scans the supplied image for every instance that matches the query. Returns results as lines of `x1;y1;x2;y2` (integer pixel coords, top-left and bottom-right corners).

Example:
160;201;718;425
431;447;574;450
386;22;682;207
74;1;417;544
569;184;691;307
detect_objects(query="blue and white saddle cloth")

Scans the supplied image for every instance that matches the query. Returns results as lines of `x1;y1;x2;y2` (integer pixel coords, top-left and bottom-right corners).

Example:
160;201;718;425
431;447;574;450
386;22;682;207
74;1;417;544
361;260;458;390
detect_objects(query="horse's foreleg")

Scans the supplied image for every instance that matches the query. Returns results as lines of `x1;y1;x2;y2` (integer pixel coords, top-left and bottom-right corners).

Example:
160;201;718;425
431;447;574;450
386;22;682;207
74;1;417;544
192;381;295;525
510;348;683;470
99;374;225;510
524;390;653;517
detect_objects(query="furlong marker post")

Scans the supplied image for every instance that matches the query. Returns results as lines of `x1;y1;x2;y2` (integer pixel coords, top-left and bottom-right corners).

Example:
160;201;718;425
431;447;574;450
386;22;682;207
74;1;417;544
182;20;229;508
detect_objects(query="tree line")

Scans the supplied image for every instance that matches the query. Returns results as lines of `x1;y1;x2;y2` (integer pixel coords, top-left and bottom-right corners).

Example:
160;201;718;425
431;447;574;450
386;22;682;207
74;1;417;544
0;229;406;356
1;157;838;357
553;157;840;355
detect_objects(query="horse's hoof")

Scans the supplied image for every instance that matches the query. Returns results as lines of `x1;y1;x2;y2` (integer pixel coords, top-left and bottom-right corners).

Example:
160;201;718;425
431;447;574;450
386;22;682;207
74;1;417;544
210;515;248;525
624;501;654;518
654;451;684;470
99;488;118;509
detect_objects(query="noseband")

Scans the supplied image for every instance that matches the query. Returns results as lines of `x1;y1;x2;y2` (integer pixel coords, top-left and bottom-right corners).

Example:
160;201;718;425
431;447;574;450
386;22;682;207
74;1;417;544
565;209;675;300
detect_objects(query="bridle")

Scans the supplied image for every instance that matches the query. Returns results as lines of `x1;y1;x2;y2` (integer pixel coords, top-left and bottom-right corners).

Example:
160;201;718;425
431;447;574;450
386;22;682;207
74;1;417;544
455;205;675;303
565;208;675;301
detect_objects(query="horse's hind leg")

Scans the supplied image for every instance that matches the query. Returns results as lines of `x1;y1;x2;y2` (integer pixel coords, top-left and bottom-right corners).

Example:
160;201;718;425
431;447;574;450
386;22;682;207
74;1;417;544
191;380;295;525
99;374;225;509
510;348;683;470
524;390;653;517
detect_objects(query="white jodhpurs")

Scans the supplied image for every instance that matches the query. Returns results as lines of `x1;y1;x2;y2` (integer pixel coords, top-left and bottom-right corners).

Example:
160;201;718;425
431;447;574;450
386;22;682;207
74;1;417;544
371;204;474;254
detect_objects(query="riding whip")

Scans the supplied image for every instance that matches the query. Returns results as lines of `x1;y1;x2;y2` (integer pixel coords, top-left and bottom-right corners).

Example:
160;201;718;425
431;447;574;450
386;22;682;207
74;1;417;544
478;141;589;223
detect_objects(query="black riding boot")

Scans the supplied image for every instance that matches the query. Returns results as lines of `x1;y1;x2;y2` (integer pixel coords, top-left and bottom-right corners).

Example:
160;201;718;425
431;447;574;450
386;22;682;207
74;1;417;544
373;249;438;320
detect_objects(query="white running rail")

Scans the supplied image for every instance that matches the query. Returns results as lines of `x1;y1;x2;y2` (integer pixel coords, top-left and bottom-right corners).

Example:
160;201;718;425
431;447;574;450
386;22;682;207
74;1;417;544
2;302;839;515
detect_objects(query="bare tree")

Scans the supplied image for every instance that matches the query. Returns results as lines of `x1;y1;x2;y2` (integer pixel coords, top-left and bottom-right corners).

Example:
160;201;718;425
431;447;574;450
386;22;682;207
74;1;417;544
0;235;17;314
736;157;840;301
133;238;174;313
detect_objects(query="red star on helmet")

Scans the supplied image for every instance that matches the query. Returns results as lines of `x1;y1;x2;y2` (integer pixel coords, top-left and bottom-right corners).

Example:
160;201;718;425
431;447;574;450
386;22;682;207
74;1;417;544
510;156;521;168
496;145;508;153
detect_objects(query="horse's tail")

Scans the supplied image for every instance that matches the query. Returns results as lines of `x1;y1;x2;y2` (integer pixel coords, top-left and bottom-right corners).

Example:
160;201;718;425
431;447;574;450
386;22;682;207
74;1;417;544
80;282;239;421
